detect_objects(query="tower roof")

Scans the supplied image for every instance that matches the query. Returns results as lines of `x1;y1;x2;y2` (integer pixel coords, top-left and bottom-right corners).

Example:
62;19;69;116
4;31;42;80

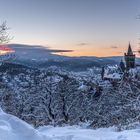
127;42;133;55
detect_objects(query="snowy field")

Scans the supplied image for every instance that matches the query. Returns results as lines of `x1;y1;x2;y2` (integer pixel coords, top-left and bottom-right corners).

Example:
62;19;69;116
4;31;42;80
0;108;140;140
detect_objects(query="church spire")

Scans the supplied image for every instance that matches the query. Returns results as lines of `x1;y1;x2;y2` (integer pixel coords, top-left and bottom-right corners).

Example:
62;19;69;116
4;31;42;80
127;42;133;55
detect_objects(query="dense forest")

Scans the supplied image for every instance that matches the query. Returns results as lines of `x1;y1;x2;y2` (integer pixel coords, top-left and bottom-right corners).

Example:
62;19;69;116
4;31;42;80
0;62;140;130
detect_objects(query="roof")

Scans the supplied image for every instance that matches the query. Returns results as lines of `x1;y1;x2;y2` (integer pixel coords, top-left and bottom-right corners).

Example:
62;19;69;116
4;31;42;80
104;73;122;80
127;42;133;55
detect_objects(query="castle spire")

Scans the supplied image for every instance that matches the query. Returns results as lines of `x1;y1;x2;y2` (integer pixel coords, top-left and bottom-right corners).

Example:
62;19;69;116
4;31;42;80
127;42;133;55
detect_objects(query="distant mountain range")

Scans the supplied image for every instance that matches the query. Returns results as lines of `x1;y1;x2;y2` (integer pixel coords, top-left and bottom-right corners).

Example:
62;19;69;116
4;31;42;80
2;44;140;71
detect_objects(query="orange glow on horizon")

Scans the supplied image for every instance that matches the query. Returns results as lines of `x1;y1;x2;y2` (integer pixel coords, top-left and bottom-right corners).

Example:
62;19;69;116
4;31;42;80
0;45;15;55
48;41;133;57
52;52;123;57
52;47;126;57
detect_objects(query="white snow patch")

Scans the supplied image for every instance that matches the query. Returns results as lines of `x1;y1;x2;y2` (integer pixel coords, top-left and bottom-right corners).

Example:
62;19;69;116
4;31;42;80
38;126;140;140
0;108;50;140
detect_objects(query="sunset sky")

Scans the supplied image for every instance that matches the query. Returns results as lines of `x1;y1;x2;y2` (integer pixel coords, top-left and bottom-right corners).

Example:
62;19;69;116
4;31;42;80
1;0;140;56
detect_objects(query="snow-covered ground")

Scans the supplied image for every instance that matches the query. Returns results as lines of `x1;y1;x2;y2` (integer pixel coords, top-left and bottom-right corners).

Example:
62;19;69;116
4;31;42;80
39;126;140;140
0;108;140;140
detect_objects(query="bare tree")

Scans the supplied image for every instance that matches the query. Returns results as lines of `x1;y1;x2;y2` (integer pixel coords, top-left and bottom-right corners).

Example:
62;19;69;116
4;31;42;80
0;21;11;44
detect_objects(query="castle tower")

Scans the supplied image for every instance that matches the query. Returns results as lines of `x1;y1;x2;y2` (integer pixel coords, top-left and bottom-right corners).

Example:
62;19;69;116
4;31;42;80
124;42;135;70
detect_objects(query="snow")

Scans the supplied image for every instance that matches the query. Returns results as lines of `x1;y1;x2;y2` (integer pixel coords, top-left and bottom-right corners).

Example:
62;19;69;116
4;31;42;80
104;72;122;80
78;84;88;91
1;108;140;140
39;126;140;140
0;108;49;140
103;66;122;80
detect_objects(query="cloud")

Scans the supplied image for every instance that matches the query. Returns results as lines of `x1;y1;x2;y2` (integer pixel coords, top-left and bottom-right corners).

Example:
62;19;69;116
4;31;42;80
8;44;73;53
48;49;73;53
77;43;89;46
40;45;73;53
111;46;118;49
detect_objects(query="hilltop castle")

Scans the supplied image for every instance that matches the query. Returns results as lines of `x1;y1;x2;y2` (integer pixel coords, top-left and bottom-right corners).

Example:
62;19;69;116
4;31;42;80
103;43;137;81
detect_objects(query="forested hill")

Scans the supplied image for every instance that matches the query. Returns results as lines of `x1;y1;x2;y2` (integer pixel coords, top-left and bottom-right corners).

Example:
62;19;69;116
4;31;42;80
0;62;140;130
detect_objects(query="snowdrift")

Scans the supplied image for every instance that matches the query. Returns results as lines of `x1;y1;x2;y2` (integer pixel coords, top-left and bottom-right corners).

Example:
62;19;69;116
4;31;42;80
0;108;49;140
1;108;140;140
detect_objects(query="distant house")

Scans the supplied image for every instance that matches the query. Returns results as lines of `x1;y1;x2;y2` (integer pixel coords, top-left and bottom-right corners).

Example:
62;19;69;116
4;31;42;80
103;65;123;81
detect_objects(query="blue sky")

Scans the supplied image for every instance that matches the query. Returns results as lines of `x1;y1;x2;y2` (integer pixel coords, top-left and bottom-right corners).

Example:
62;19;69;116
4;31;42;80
0;0;140;56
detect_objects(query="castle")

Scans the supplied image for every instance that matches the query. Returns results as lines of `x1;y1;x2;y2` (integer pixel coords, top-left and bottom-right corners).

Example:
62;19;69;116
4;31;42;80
102;42;136;81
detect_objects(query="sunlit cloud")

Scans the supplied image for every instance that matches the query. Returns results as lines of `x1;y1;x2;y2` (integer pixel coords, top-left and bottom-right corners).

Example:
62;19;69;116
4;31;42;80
0;45;15;55
48;49;73;53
